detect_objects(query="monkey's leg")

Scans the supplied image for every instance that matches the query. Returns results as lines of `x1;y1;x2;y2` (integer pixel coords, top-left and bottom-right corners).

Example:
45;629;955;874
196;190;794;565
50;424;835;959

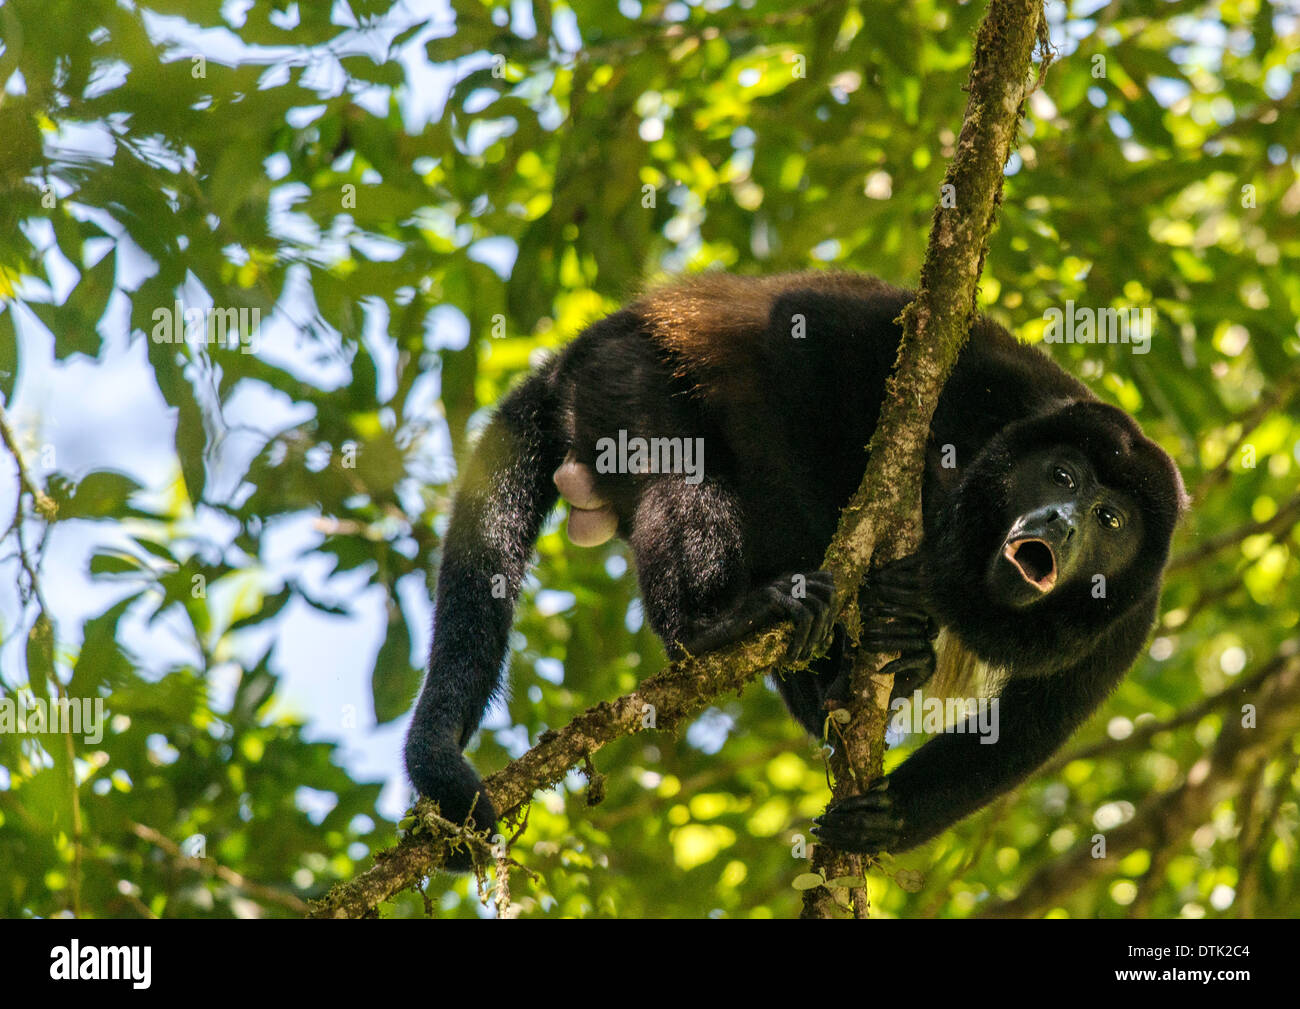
774;625;851;738
627;477;836;664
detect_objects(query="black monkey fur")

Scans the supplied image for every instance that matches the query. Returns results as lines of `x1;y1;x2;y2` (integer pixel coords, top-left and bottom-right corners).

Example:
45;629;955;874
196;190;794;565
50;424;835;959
404;271;1186;863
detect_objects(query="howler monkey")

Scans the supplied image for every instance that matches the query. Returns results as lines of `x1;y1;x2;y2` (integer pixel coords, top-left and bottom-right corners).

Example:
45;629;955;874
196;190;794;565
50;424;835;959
405;271;1186;862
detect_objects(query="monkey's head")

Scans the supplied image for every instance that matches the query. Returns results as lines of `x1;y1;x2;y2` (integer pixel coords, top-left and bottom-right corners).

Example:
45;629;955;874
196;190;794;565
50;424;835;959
926;400;1187;668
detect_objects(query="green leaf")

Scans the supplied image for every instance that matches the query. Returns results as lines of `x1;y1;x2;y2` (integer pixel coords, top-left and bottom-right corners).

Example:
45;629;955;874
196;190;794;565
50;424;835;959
0;305;17;401
229;585;293;631
89;551;149;577
372;599;422;725
792;873;826;891
50;470;144;520
69;596;138;695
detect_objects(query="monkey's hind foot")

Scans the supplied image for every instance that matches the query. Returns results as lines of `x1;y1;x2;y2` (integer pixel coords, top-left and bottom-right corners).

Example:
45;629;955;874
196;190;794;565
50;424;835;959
680;570;836;664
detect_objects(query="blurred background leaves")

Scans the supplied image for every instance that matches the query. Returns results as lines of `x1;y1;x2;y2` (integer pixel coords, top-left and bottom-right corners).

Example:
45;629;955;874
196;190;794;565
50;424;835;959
0;0;1297;918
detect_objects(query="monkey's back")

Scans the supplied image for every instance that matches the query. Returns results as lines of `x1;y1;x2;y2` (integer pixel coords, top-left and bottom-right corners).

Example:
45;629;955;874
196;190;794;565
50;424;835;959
550;270;1094;569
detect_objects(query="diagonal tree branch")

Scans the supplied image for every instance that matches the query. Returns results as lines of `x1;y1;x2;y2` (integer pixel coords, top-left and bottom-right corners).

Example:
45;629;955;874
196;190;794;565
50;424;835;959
801;0;1049;918
1168;493;1300;572
312;629;799;917
1042;651;1293;773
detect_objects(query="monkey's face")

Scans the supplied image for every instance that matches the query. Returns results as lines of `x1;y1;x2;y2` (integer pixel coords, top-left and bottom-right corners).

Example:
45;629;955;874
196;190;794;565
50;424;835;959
989;446;1145;608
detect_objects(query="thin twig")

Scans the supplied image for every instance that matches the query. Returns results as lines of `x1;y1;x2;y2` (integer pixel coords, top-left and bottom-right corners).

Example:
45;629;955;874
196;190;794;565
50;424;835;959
0;403;56;521
1169;495;1300;572
1190;369;1300;502
128;822;311;914
1043;651;1293;773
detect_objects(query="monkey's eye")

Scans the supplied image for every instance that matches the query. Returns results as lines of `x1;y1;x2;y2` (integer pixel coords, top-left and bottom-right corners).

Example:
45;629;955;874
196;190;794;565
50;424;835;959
1052;466;1076;490
1096;506;1122;530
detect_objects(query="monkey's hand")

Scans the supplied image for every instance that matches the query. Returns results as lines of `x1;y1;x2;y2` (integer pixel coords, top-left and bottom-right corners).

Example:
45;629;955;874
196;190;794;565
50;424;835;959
859;552;938;701
680;570;837;664
811;779;904;855
859;550;934;619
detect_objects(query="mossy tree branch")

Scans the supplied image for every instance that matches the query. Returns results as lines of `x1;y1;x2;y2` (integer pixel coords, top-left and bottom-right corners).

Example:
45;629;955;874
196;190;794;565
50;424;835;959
801;0;1048;918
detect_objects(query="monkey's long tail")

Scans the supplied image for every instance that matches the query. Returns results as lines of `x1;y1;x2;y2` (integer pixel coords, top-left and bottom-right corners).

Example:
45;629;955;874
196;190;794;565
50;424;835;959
404;366;564;830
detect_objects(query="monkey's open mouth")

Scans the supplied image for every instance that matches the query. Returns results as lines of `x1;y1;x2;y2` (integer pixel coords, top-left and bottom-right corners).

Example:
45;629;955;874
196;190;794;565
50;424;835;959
1004;538;1057;592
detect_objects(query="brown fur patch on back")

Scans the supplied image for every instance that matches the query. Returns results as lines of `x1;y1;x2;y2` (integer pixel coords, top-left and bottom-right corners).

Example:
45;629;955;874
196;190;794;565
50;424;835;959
635;270;898;383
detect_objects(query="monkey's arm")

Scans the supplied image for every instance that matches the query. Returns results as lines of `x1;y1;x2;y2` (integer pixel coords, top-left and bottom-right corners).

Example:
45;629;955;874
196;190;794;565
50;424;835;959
813;655;1129;854
625;476;838;665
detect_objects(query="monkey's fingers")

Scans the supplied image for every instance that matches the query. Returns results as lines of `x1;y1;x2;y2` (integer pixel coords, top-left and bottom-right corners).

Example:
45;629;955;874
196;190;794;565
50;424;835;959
802;570;837;596
773;586;816;663
812;782;902;853
859;620;934;653
882;649;937;699
861;553;932;615
801;572;837;661
680;572;836;663
775;571;835;663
